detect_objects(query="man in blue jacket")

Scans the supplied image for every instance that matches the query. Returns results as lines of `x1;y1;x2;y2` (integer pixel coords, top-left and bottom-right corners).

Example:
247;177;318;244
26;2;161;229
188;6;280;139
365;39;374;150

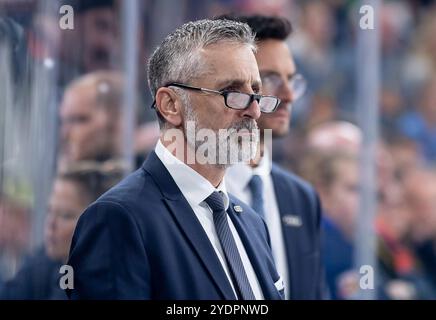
67;19;284;300
222;15;325;299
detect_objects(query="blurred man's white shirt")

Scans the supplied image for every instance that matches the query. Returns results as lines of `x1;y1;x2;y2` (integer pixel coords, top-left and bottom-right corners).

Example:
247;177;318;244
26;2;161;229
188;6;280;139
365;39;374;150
226;147;290;299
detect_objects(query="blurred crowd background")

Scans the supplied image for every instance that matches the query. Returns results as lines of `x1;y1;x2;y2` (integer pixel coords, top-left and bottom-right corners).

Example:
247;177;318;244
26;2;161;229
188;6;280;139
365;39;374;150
1;0;436;299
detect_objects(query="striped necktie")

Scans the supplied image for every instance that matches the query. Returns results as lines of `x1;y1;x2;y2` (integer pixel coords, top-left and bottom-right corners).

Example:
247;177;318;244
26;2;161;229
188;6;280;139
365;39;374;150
204;191;256;300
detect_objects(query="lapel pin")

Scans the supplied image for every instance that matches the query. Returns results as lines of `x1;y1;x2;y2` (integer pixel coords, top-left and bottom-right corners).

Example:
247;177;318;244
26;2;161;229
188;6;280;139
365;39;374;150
233;205;243;213
282;215;302;227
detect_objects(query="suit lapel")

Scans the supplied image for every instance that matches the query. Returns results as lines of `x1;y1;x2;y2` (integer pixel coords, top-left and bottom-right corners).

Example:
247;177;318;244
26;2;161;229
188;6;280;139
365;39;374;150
270;165;300;299
143;152;235;300
164;198;236;299
227;203;281;300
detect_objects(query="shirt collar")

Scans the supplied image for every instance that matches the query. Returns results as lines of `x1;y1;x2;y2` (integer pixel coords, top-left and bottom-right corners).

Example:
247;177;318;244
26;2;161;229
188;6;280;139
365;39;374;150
154;139;230;210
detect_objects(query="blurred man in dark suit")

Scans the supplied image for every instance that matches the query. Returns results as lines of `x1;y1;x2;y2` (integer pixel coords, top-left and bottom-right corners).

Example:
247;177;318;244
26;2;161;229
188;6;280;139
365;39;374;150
222;15;325;299
0;163;122;299
68;19;285;300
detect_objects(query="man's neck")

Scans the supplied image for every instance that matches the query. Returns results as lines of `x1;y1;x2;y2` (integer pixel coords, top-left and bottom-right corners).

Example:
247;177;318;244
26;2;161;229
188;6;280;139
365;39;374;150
160;137;225;188
189;161;225;188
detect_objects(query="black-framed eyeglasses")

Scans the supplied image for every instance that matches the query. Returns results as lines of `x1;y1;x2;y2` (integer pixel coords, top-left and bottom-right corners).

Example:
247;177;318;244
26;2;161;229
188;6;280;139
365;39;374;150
260;72;307;101
152;82;281;114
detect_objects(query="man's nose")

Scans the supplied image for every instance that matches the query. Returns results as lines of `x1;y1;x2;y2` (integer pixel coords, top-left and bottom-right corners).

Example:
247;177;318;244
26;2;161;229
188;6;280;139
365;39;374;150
241;99;261;120
61;123;71;142
279;82;294;105
46;214;57;231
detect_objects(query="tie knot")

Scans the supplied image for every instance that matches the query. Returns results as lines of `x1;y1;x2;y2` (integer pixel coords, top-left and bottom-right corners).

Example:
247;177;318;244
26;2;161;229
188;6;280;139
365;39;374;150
248;175;263;193
204;191;225;213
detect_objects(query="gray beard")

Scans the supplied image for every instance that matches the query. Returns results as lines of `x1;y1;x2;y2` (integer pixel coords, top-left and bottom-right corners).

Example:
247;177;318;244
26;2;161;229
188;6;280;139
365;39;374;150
184;105;258;167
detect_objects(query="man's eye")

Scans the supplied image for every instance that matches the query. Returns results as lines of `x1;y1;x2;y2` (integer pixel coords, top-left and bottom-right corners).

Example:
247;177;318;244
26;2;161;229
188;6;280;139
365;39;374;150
60;212;77;220
67;116;89;124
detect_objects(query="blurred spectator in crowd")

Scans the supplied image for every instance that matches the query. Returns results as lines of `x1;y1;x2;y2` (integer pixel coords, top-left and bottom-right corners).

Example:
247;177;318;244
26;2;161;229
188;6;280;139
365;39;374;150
386;137;423;179
301;150;358;299
402;7;436;100
306;120;362;153
0;161;123;299
59;71;125;163
299;144;364;299
299;121;436;299
380;86;406;140
301;147;435;299
398;76;436;164
289;0;353;120
297;120;361;195
375;146;435;299
272;94;342;170
290;0;337;94
0;16;28;85
24;0;120;90
59;69;160;169
303;92;337;131
74;0;120;73
235;0;292;16
0;195;30;286
379;2;413;88
403;168;436;292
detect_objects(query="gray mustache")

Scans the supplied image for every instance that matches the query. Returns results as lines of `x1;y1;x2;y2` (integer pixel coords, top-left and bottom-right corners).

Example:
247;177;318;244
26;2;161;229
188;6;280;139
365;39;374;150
230;119;257;131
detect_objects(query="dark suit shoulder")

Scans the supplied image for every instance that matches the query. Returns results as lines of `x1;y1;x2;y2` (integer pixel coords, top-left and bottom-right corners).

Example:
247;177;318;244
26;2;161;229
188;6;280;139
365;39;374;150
271;163;316;197
97;167;155;204
86;167;163;221
270;162;322;232
271;163;320;212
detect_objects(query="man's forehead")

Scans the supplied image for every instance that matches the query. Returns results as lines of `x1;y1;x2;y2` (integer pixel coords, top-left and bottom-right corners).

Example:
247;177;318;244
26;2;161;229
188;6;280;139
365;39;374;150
256;39;296;74
200;43;258;66
197;44;261;87
61;87;96;113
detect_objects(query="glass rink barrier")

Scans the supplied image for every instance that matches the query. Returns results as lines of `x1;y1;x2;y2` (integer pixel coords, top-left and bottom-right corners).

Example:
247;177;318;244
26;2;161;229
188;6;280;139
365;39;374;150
0;0;436;302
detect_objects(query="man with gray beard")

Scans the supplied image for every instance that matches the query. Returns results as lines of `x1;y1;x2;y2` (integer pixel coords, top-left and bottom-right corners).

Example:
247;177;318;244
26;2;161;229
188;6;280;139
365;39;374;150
68;19;284;300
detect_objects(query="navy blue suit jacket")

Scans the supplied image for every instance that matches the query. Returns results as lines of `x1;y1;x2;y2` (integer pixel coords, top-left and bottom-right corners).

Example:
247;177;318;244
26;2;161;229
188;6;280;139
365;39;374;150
270;164;325;299
67;152;283;300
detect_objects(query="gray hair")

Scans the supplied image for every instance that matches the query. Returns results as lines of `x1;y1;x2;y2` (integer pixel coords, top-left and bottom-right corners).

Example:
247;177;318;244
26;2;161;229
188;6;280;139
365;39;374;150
147;19;256;107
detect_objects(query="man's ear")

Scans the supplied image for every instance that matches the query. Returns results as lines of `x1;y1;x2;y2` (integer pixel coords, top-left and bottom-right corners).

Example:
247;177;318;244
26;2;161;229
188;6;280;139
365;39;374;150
155;87;183;127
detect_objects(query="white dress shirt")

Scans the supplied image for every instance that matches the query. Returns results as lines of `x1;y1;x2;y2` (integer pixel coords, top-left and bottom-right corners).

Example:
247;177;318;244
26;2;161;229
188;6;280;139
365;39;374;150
154;140;264;300
226;147;290;299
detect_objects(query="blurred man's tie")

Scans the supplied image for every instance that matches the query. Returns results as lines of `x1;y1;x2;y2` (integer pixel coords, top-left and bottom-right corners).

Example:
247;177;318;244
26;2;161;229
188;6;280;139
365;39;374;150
205;191;256;300
248;175;265;218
